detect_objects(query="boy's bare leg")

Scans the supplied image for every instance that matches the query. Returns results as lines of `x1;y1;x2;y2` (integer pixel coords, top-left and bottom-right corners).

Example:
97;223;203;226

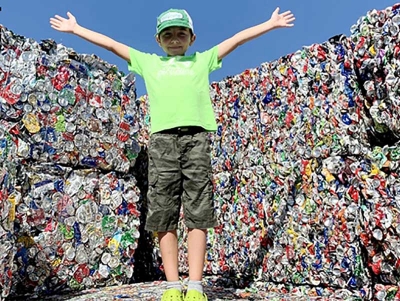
158;230;179;281
187;228;207;280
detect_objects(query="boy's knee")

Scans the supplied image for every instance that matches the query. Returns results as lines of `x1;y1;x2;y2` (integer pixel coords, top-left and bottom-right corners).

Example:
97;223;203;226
157;229;177;236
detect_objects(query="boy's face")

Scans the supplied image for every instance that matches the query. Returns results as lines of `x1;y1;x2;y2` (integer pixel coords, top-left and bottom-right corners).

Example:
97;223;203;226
156;26;196;56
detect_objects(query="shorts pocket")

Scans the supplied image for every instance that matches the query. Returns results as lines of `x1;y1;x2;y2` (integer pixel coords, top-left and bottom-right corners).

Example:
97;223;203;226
147;172;158;207
147;151;158;187
148;171;158;187
206;171;214;194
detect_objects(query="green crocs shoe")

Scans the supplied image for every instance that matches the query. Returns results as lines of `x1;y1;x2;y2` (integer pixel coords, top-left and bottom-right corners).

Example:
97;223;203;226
184;290;208;301
161;288;184;301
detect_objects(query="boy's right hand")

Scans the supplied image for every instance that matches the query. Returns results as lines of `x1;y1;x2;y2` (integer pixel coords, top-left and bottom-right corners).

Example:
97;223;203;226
49;11;130;62
50;12;78;33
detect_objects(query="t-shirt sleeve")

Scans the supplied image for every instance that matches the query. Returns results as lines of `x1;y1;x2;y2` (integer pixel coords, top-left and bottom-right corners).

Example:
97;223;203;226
127;47;152;77
201;45;223;74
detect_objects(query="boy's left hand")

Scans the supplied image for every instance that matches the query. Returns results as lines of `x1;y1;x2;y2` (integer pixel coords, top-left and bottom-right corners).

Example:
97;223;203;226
269;7;295;29
217;6;295;60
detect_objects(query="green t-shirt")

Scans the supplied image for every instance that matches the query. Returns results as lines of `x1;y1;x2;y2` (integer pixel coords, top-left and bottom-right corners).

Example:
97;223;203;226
128;46;222;134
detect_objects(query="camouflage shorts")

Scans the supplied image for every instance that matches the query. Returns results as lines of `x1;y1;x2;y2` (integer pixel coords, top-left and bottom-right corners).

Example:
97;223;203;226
145;128;218;232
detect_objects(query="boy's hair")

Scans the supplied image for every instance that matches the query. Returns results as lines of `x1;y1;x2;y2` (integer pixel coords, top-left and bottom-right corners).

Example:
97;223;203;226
157;27;194;38
156;9;194;36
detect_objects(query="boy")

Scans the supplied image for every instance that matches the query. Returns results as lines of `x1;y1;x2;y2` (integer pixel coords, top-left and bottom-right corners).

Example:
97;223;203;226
50;7;295;301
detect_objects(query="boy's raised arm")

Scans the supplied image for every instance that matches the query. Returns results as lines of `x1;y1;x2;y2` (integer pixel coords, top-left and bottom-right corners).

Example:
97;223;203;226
50;12;130;62
217;7;295;60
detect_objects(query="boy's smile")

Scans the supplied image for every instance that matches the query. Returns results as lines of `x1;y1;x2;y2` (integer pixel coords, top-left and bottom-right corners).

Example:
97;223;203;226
156;26;196;56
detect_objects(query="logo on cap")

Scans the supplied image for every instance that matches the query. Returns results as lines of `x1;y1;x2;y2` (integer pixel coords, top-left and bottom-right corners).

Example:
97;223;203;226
159;12;184;24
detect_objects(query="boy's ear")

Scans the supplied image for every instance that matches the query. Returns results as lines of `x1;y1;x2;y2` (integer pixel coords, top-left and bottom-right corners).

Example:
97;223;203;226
189;34;197;46
155;35;162;47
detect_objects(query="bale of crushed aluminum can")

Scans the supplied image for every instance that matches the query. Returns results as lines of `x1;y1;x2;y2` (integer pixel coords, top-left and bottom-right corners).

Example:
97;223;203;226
350;3;400;146
350;3;400;286
0;25;140;174
0;24;147;298
205;37;370;292
0;125;20;298
11;164;141;296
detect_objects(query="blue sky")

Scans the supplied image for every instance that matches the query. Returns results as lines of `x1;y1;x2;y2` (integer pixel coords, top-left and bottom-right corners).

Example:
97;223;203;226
1;0;396;96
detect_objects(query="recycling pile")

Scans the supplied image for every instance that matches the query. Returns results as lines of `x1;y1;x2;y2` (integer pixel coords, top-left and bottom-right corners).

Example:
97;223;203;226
0;30;140;172
351;4;400;143
349;4;400;300
0;24;146;297
2;2;400;300
0;125;19;299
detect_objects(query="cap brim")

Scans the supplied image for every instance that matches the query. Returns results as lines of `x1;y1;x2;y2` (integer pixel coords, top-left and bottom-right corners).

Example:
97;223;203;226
156;21;193;35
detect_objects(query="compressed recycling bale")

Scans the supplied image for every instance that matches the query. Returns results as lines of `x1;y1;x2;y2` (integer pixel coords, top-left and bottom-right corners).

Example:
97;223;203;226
0;25;140;173
0;128;19;298
11;164;141;296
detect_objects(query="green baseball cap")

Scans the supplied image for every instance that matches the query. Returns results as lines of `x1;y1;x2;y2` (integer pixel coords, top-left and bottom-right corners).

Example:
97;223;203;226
156;9;194;35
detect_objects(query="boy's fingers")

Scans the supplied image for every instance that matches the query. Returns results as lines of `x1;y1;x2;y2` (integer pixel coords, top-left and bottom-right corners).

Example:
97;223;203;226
54;14;66;21
281;11;292;17
50;19;60;25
